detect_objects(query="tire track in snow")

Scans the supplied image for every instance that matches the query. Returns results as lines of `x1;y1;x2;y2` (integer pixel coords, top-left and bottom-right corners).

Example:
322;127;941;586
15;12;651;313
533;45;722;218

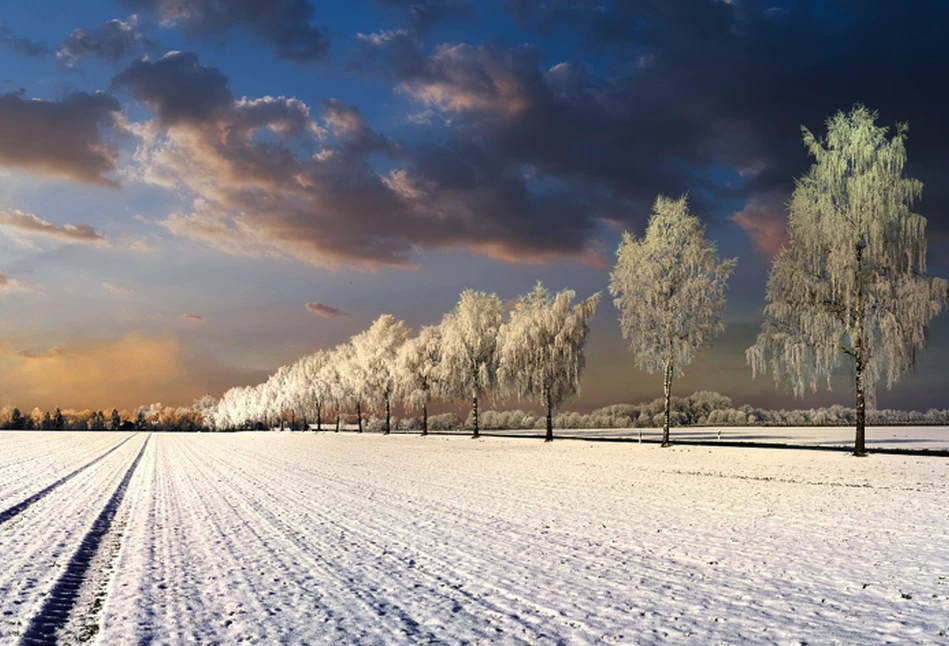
0;434;134;526
18;434;150;645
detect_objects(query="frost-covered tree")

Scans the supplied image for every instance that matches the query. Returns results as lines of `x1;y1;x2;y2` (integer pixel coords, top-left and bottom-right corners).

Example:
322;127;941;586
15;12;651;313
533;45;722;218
302;350;329;430
396;324;443;436
747;106;949;456
610;195;737;447
320;347;348;432
351;315;410;434
440;289;503;438
497;283;600;441
334;342;367;433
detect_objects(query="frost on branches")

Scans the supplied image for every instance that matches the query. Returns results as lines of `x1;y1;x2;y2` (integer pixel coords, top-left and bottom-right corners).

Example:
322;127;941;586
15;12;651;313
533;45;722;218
350;315;409;434
396;325;443;436
610;195;737;447
747;105;949;457
497;283;600;441
439;290;503;438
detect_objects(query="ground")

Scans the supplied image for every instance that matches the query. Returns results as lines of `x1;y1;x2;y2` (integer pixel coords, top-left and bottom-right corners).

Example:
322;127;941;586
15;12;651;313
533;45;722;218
1;430;948;644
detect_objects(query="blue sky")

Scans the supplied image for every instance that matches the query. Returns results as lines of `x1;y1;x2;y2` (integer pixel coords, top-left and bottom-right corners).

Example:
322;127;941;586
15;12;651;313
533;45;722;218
0;0;947;412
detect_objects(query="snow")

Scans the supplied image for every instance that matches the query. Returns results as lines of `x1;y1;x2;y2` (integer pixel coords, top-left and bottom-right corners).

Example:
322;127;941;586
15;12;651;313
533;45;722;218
471;425;949;451
2;431;948;643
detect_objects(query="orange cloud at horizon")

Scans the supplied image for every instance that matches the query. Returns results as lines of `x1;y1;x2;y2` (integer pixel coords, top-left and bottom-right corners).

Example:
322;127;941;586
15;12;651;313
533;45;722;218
0;334;263;412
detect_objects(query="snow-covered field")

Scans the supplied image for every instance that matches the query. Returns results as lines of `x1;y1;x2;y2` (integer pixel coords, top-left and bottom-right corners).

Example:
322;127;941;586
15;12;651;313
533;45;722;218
1;431;948;644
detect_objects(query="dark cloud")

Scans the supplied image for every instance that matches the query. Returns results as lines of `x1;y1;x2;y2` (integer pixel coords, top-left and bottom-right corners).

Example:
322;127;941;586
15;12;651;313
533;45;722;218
0;91;121;185
0;209;109;245
373;0;470;35
119;0;329;62
305;302;350;318
120;52;603;268
356;1;949;267
0;23;48;58
320;98;397;156
16;347;65;358
113;51;232;127
58;17;151;67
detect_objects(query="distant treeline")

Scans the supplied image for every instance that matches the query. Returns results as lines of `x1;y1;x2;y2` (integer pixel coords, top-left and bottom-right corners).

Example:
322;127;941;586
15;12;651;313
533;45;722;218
2;391;946;432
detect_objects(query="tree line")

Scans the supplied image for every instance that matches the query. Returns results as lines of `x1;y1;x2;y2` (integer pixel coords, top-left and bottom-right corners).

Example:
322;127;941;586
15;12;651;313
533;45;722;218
212;284;601;442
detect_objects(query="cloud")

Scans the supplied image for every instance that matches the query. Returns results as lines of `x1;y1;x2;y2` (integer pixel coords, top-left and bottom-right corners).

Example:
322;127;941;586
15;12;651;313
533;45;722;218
117;52;604;268
305;301;350;318
102;281;136;295
0;334;264;410
57;17;151;67
0;91;122;185
119;0;330;62
353;0;949;267
179;313;204;322
0;209;109;245
373;0;470;35
0;23;48;58
0;272;29;293
15;347;64;358
730;193;790;257
113;51;232;127
120;234;161;254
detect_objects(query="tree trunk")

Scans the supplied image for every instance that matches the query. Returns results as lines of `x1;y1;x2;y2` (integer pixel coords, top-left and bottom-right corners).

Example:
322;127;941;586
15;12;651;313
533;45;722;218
291;411;295;431
357;402;363;433
316;405;322;432
335;412;340;432
854;355;868;457
662;356;674;447
384;396;391;435
302;415;307;432
852;243;868;458
545;387;553;442
422;401;428;437
471;395;479;439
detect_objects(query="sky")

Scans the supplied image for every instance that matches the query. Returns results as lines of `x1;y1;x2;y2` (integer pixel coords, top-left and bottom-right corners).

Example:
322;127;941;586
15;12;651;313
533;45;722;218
0;0;948;413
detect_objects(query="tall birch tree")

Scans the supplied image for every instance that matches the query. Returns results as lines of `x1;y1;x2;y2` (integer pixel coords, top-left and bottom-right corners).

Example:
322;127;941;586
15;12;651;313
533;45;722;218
352;314;409;434
396;324;443;436
497;283;600;441
610;195;737;446
440;289;503;438
747;106;948;456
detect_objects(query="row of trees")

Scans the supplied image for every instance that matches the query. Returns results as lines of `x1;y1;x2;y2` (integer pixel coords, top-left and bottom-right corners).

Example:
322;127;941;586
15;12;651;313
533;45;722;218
194;106;949;456
212;285;600;441
0;400;215;431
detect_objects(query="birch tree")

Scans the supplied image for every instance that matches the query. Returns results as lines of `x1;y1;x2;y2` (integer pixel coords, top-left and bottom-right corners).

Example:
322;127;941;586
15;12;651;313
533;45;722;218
610;195;737;446
440;289;503;438
302;350;329;430
351;314;410;434
497;283;600;441
337;342;366;432
747;106;949;456
396;324;443;436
